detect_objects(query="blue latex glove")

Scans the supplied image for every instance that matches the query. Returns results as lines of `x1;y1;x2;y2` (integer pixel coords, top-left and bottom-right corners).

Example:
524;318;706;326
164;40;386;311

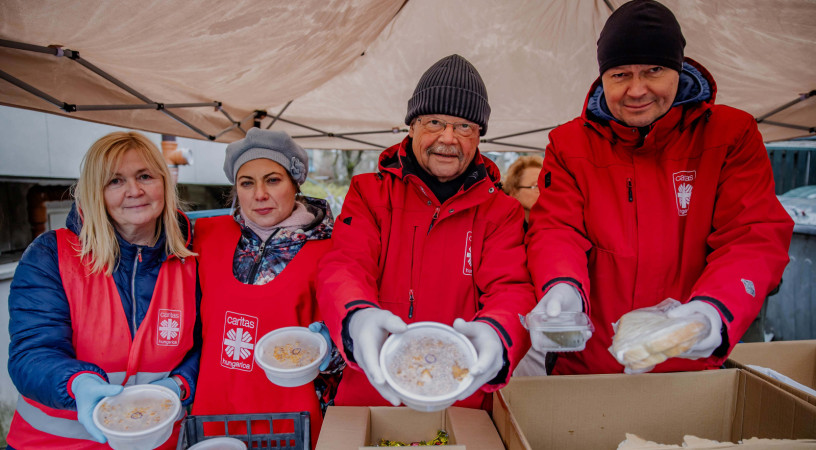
149;377;181;398
308;321;333;371
71;373;123;443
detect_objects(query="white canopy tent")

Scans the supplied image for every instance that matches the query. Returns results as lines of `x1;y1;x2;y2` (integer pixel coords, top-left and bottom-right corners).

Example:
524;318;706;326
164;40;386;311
1;0;814;152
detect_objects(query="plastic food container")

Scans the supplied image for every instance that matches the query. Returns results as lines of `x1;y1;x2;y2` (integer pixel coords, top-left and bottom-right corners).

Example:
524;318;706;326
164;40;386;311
93;384;181;450
379;322;477;412
521;311;594;352
254;326;328;387
187;436;247;449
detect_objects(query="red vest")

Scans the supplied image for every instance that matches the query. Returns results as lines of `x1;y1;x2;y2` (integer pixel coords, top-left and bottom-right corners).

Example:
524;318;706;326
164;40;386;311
192;216;330;449
8;228;196;449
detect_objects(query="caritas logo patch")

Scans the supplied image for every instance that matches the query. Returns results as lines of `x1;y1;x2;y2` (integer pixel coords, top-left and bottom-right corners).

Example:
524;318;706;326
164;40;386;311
463;231;473;276
157;309;181;346
221;311;258;372
672;170;697;217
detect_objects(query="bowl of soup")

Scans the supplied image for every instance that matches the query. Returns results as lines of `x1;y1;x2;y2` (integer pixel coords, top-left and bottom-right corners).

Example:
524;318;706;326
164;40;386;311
254;326;328;387
379;322;477;412
92;384;181;450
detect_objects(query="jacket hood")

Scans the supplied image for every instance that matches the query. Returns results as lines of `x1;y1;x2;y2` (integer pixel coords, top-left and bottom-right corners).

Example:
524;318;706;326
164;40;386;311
377;136;502;186
66;202;192;263
581;58;717;141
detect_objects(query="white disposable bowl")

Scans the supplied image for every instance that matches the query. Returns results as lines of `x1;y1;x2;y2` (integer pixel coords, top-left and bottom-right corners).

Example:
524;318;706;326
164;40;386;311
380;322;477;412
92;384;181;450
254;326;328;387
188;436;247;449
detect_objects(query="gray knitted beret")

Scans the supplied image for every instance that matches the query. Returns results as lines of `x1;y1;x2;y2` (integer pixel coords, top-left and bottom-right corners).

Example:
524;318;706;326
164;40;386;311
223;128;308;185
405;54;491;136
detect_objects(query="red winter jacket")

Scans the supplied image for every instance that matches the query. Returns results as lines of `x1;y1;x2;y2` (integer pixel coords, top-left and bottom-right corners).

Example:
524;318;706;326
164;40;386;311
527;59;793;375
317;138;535;408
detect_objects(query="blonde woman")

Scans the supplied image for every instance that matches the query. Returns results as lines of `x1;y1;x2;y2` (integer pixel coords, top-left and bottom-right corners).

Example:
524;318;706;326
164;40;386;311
7;131;198;449
503;154;544;226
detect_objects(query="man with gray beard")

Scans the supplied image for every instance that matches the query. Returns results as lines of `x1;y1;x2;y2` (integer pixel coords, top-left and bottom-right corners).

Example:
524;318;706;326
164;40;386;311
317;55;535;410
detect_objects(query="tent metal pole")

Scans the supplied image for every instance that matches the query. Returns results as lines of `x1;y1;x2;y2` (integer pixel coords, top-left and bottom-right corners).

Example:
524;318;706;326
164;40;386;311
0;70;67;110
52;102;223;111
280;115;386;147
213;125;239;140
760;120;815;133
237;112;257;124
289;132;385;148
487;125;559;141
0;39;59;55
213;111;257;139
265;101;293;130
161;108;215;140
74;104;160;111
479;140;546;151
62;48;218;139
756;91;815;122
336;129;408;137
296;129;408;138
219;108;240;125
2;39;234;141
164;102;222;109
64;50;153;104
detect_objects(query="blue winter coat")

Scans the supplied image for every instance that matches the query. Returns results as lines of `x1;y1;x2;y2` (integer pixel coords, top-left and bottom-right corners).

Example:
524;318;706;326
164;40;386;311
8;204;200;408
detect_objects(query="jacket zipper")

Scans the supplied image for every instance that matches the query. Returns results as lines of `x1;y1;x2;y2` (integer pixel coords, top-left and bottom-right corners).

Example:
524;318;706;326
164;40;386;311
627;178;633;202
428;206;440;233
130;247;142;338
247;229;281;284
247;241;266;284
408;226;418;318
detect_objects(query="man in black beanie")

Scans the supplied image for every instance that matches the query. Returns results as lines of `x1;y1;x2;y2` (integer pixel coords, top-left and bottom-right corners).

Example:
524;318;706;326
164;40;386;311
525;0;792;376
317;55;535;409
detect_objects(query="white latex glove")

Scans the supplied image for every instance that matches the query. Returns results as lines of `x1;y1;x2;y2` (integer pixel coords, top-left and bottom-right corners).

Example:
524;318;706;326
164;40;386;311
666;301;723;359
533;283;582;317
452;318;504;401
348;308;407;406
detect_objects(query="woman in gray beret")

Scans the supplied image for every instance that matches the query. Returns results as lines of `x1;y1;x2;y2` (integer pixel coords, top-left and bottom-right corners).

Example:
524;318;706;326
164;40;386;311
191;128;340;446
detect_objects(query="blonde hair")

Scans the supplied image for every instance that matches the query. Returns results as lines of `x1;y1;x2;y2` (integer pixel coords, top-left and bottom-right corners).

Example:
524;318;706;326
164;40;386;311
503;154;544;195
74;131;195;275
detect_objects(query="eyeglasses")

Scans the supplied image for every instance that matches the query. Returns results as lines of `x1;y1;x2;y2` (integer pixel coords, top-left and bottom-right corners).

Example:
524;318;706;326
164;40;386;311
518;184;539;190
416;117;480;138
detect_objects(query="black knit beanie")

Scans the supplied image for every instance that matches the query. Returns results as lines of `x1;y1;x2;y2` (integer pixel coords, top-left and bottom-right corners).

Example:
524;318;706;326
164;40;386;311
597;0;685;75
405;54;491;136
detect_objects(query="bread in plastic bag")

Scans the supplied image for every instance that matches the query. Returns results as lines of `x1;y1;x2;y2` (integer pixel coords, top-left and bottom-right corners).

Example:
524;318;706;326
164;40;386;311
609;299;711;374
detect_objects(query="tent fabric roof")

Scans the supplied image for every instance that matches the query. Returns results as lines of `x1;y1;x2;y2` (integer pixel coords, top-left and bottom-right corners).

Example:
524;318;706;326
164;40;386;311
1;0;814;151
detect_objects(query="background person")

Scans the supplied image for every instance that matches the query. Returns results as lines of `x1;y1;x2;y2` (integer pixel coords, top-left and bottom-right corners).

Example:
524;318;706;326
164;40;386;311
7;131;198;449
317;54;535;410
526;0;793;375
503;154;544;227
192;128;340;447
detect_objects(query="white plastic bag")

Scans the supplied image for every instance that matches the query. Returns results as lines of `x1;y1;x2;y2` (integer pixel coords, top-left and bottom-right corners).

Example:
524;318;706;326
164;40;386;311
609;299;711;374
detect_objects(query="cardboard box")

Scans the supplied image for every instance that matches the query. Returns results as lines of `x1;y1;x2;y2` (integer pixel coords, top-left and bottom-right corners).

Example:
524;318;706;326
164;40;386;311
726;340;816;405
492;369;816;450
316;406;505;450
